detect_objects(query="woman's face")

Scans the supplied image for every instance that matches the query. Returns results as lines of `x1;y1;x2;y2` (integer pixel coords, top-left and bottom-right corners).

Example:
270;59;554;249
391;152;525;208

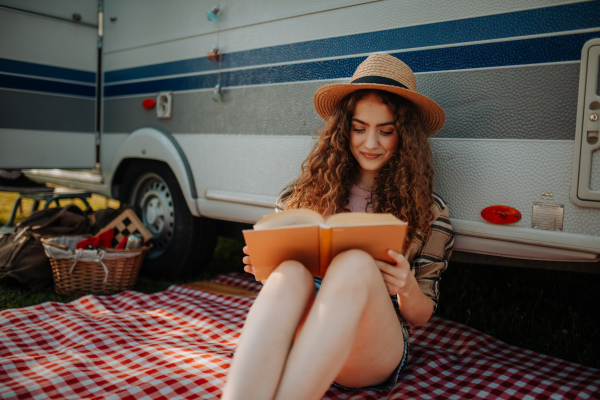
349;93;399;177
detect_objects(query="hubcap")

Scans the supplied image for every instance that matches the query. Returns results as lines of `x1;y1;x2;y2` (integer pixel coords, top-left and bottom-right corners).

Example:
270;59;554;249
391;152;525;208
130;172;174;259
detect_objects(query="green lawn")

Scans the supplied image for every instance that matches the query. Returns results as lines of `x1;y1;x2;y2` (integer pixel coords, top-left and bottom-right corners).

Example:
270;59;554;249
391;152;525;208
1;191;599;369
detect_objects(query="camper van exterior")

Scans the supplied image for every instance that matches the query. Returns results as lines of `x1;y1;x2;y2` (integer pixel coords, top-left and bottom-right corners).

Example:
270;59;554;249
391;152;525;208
1;0;599;278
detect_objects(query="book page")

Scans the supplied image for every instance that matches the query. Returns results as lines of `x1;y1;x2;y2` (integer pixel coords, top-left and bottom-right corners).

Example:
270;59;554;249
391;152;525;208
325;212;405;227
254;209;325;231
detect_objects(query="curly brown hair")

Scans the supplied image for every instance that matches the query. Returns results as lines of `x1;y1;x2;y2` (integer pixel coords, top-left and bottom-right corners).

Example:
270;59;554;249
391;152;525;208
284;89;435;241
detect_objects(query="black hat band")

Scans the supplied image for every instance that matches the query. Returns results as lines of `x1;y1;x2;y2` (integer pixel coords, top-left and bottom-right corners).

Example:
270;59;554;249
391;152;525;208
351;75;409;90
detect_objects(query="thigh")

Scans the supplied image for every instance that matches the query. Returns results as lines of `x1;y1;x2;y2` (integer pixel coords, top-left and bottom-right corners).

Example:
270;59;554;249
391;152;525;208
320;252;406;388
335;286;405;388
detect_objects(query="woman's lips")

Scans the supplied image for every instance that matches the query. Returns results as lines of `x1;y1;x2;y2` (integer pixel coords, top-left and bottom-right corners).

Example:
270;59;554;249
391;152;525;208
360;152;381;160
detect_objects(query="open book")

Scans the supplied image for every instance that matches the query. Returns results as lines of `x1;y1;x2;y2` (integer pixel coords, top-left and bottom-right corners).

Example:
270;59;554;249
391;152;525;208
242;209;407;280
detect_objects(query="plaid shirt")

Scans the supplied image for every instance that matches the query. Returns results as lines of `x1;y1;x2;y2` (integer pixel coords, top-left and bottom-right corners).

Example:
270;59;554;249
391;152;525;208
404;193;453;313
399;193;454;339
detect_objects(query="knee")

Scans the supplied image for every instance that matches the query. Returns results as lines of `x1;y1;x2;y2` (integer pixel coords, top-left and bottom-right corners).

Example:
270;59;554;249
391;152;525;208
329;249;378;276
275;259;314;279
268;260;314;296
323;250;379;292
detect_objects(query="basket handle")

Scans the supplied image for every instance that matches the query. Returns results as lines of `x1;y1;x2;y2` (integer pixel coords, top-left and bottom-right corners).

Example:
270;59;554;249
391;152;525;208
69;249;109;283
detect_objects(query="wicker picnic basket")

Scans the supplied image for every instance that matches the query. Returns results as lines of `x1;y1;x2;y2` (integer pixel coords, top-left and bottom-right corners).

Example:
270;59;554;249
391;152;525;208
41;235;152;296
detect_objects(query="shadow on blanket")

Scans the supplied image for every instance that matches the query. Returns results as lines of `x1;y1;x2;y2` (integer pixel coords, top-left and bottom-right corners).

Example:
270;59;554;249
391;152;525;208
1;272;598;399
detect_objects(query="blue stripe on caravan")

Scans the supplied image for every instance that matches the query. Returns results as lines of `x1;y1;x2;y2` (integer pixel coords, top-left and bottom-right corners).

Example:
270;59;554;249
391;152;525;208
105;58;214;86
104;1;600;83
0;58;96;84
104;31;599;97
0;74;96;97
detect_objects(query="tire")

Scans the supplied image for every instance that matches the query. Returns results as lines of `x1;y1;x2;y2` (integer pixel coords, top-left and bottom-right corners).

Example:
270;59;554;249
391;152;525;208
120;161;217;279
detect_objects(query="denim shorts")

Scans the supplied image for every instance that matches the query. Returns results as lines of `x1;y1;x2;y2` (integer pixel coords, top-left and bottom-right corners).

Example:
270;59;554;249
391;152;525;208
314;278;409;392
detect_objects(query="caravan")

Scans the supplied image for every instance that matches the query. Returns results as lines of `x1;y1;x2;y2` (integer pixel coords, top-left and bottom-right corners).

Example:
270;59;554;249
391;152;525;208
1;0;599;277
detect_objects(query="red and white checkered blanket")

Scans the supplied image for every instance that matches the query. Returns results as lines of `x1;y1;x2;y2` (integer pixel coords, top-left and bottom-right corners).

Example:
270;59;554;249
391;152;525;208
1;273;599;399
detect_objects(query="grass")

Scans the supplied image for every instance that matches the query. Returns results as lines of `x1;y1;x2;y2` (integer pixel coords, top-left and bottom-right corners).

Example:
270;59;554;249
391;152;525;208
1;190;599;369
436;262;599;369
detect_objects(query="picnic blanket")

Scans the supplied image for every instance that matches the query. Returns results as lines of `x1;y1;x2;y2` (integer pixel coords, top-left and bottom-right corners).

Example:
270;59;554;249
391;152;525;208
1;272;598;399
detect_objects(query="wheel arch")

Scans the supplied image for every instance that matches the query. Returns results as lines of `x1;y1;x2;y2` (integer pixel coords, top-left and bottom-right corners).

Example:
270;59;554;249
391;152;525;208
109;127;200;216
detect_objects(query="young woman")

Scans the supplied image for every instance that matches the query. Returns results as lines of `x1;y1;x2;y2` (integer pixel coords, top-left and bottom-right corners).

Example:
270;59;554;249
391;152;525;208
221;53;454;400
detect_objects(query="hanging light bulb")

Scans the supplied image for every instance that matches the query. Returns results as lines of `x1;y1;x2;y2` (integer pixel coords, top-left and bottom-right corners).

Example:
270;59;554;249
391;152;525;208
207;6;219;21
212;84;223;102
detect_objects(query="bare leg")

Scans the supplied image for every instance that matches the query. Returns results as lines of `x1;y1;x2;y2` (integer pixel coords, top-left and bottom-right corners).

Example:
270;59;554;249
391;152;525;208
221;261;314;400
274;250;405;400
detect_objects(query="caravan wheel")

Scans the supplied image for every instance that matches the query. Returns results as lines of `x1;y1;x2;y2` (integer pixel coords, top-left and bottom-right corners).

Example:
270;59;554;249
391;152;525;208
120;161;217;279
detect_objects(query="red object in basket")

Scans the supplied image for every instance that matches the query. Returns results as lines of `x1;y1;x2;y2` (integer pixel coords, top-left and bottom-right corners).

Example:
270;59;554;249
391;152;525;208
116;236;128;250
76;229;114;249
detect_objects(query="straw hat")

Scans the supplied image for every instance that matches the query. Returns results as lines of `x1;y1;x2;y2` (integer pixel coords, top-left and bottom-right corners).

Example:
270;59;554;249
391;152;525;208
313;53;445;134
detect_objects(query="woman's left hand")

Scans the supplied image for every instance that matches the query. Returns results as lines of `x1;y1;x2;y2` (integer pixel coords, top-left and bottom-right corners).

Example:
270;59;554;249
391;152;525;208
375;249;417;297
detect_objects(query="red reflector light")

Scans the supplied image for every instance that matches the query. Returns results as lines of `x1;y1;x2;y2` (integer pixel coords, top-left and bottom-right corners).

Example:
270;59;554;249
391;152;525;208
142;98;156;109
481;206;521;224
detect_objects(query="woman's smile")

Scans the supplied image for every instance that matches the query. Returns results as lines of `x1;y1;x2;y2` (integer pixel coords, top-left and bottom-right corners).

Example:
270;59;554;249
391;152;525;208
360;152;382;159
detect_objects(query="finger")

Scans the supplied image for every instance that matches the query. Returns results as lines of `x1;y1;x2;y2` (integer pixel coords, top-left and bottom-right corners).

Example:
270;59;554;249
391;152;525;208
379;263;411;292
243;264;254;275
387;249;410;269
243;246;250;255
377;259;408;279
380;273;401;295
376;261;399;281
380;267;406;285
243;255;252;265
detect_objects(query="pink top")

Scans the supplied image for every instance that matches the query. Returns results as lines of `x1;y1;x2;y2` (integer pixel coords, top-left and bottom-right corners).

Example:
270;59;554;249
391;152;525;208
347;185;374;213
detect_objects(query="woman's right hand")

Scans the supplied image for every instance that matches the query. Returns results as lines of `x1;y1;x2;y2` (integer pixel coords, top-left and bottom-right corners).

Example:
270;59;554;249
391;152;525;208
242;246;254;275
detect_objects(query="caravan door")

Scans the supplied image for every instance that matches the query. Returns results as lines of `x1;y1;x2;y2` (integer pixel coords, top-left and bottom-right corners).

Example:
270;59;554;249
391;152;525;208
572;38;600;208
0;0;98;169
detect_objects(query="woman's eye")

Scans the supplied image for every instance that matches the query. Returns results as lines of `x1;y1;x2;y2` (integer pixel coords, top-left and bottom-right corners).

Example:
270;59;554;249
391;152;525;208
352;127;366;132
379;130;394;135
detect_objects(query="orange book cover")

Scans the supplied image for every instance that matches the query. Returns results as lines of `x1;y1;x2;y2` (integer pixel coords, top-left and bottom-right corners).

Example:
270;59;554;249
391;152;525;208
242;209;407;280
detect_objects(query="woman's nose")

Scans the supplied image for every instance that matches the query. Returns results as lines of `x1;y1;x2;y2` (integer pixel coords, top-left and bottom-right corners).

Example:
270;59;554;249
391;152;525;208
364;129;379;149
